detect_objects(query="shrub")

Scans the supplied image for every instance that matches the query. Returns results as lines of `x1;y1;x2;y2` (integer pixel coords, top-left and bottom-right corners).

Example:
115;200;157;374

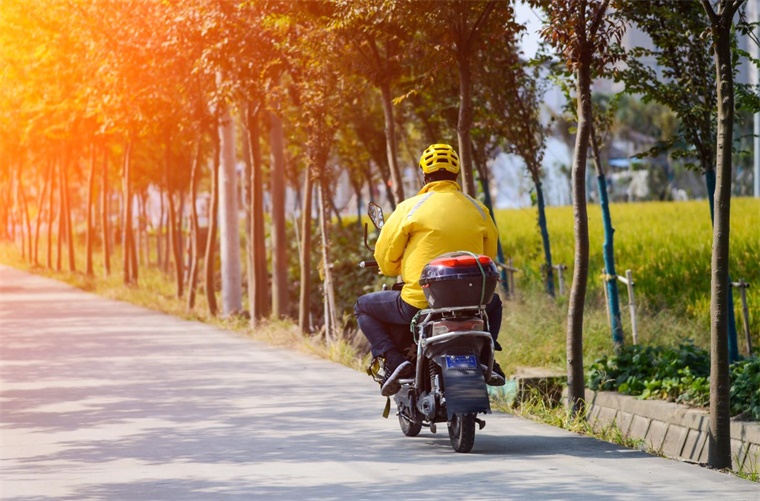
730;355;760;421
586;343;758;420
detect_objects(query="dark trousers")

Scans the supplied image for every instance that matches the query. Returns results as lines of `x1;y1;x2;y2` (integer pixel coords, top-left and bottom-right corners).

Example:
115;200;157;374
354;291;502;359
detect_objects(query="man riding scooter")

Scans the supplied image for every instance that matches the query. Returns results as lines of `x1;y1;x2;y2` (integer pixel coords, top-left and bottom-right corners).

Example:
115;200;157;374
354;143;506;397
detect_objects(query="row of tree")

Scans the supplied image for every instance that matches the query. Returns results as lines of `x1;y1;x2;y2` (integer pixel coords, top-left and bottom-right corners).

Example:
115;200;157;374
1;0;757;469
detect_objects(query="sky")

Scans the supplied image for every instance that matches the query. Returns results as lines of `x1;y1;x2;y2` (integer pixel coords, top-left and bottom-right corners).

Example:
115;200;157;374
514;1;544;59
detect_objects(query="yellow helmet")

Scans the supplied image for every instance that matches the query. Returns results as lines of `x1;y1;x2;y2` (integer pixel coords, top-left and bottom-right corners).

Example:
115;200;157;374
419;143;460;175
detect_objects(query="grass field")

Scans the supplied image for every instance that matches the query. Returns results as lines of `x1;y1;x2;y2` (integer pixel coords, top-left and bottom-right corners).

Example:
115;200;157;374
494;197;759;353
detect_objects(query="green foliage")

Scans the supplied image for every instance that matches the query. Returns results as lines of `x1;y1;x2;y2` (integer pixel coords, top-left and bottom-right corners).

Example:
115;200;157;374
729;355;760;421
587;343;760;420
613;0;717;173
326;219;393;328
282;216;391;335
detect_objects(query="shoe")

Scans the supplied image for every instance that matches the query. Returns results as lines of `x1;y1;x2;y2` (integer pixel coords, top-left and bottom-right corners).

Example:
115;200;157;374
381;360;414;397
483;361;506;386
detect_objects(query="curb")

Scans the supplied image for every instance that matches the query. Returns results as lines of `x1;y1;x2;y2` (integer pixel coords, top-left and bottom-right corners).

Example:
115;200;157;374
584;389;760;474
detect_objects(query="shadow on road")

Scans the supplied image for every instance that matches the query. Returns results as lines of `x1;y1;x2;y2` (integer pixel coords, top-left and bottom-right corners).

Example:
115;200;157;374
2;266;754;501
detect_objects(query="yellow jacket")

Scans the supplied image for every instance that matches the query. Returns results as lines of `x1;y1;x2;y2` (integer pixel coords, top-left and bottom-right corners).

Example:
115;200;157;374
374;180;499;309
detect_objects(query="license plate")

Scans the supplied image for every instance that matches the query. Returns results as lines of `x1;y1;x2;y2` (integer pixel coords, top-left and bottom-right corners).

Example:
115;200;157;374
445;354;477;369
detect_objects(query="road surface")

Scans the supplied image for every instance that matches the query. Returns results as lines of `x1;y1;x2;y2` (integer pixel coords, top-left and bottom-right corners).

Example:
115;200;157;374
1;265;757;500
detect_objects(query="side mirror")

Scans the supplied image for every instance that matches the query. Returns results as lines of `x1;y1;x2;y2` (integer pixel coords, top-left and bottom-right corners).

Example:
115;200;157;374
368;202;384;229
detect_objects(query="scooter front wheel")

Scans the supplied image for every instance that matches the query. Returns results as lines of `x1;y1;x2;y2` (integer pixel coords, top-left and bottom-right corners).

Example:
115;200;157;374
398;414;423;437
448;413;476;453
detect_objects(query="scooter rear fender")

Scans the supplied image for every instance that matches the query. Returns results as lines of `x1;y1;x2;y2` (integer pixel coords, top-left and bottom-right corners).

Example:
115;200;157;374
434;352;491;419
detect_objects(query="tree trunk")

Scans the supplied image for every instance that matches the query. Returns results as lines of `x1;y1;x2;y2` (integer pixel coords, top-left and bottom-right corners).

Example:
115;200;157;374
704;169;741;364
17;167;33;263
476;163;510;297
318;177;338;342
0;169;10;241
701;0;740;471
140;194;153;267
187;135;202;311
101;147;111;276
144;194;152;265
270;112;288;319
33;158;53;266
566;56;593;417
135;194;143;267
85;143;97;276
352;175;363;226
129;195;139;283
378;159;397;209
205;122;221;316
164;131;185;298
176;187;186;281
456;50;477;198
61;151;75;272
536;181;555;298
122;137;134;285
454;2;496;198
47;158;56;270
162;195;171;273
241;109;254;314
218;103;242;315
116;190;123;264
298;171;314;334
590;125;623;348
157;185;165;269
380;83;405;205
8;178;18;252
10;160;23;260
246;104;269;323
9;159;22;259
56;152;65;272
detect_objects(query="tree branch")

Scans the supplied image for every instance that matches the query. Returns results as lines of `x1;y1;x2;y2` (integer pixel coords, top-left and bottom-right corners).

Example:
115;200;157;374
352;37;375;69
465;1;497;49
701;0;718;24
730;0;745;17
367;36;383;69
588;0;610;40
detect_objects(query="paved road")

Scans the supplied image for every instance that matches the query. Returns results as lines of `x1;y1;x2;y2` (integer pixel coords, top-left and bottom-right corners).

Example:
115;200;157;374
1;265;757;501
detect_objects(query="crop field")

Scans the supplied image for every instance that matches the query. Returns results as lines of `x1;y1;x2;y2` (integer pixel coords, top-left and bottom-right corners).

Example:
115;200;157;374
494;197;760;342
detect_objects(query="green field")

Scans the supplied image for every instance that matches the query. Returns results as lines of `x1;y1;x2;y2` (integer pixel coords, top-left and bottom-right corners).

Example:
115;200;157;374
493;198;759;369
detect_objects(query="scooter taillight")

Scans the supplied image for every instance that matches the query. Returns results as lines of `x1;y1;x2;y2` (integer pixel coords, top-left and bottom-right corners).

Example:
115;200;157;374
431;318;484;336
428;254;493;268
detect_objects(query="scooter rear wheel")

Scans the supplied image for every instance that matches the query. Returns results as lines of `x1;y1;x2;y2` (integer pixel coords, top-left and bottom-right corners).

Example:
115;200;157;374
448;413;476;453
398;414;423;437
